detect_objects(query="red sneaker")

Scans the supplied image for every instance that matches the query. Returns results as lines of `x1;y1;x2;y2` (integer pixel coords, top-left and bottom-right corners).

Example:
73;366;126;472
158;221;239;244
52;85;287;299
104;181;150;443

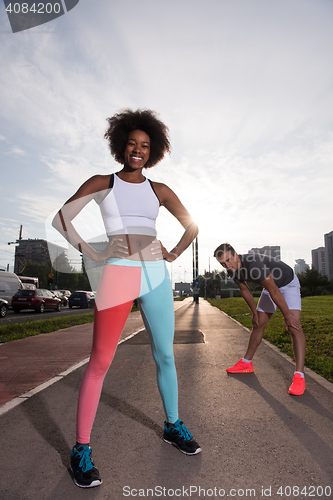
226;358;254;373
288;373;306;395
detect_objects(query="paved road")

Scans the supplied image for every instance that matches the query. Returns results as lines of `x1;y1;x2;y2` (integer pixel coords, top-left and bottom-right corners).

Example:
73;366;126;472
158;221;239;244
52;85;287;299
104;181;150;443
1;298;332;500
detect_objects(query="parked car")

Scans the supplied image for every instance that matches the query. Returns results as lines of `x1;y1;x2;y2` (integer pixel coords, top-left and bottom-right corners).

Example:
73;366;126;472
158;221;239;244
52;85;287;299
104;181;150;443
11;289;62;313
88;292;95;308
52;290;69;306
0;298;9;317
68;291;94;309
0;270;23;307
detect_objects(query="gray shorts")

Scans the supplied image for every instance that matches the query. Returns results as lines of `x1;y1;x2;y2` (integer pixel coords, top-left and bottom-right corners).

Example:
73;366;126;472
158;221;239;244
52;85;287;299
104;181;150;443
257;274;301;314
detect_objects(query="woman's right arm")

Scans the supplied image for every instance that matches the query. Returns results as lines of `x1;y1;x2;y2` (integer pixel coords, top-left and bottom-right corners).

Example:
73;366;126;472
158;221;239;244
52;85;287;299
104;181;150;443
52;175;109;263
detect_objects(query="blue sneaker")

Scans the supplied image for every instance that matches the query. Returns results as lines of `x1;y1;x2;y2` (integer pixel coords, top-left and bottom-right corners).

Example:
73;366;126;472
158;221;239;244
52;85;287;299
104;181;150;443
70;445;102;488
163;419;201;455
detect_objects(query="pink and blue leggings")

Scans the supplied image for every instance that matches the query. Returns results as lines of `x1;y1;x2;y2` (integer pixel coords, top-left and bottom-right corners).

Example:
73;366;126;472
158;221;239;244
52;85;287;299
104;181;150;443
76;259;178;444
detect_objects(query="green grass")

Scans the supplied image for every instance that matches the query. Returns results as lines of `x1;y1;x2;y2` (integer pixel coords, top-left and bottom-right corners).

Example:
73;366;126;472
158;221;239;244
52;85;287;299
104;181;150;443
0;313;95;343
208;296;333;384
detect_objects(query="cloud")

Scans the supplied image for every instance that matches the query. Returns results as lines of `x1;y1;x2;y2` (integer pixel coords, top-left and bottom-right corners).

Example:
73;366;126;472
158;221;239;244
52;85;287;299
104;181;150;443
8;146;26;156
16;193;62;224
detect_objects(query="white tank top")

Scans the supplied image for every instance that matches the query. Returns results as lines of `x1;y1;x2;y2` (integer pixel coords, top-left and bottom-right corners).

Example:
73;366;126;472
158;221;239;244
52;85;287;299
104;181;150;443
99;174;160;237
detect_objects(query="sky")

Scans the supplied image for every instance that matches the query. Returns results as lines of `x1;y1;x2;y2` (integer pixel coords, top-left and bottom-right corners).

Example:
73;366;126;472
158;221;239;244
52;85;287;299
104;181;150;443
1;0;333;286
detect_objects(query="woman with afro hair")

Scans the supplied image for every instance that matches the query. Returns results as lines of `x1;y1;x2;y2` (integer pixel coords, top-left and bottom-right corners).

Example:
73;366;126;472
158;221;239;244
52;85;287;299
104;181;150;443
53;109;201;488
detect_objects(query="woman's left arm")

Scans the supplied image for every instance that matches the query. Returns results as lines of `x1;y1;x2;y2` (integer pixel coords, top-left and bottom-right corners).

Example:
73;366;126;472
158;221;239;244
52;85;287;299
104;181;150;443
153;182;199;262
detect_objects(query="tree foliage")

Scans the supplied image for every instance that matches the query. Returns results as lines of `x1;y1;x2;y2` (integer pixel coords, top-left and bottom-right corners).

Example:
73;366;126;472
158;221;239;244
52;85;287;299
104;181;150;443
297;267;330;296
196;269;237;298
20;257;90;291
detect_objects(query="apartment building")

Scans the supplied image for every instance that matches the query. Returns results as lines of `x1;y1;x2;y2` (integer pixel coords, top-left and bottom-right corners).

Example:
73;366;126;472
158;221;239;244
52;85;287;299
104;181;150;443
324;230;333;281
14;239;66;275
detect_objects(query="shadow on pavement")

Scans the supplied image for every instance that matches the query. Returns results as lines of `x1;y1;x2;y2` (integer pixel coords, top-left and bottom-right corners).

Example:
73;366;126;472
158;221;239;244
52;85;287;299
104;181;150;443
290;390;333;423
100;391;164;439
22;393;71;468
228;373;333;481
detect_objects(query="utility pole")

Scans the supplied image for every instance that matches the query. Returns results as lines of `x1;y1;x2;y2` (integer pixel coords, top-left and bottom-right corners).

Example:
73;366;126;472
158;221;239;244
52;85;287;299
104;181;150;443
192;237;199;303
192;236;199;281
195;237;198;279
8;225;23;273
192;242;195;282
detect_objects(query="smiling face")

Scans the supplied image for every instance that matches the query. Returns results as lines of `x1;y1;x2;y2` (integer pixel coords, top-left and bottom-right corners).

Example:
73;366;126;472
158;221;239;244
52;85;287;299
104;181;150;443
123;129;151;170
216;250;241;272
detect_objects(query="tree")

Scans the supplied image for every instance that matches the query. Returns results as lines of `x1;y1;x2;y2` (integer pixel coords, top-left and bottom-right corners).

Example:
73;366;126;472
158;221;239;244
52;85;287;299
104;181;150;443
197;270;230;298
298;267;329;296
20;260;50;288
20;257;91;291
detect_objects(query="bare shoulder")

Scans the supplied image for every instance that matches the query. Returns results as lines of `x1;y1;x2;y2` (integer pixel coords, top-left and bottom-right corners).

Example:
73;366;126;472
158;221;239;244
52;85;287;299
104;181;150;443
67;174;112;203
84;174;111;193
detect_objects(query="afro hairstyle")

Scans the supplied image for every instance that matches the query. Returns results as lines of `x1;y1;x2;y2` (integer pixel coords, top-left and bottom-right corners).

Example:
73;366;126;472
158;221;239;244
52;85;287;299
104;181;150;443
104;109;171;168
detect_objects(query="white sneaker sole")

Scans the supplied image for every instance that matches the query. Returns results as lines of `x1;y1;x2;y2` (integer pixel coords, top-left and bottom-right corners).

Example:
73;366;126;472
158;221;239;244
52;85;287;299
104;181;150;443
163;437;202;455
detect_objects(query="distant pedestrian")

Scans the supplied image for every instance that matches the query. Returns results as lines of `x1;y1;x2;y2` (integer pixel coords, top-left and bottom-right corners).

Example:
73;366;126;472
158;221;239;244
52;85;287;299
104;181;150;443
214;243;306;396
53;109;201;489
193;286;199;303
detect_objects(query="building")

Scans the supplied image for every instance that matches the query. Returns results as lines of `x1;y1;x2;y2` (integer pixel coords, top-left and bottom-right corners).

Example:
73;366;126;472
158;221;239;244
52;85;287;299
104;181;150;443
248;245;281;260
294;259;309;275
14;239;67;275
311;229;333;280
324;230;333;281
311;247;327;276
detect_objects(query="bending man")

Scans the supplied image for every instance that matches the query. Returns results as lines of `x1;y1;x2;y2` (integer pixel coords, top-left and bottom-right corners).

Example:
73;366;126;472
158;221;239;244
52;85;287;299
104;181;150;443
214;243;306;396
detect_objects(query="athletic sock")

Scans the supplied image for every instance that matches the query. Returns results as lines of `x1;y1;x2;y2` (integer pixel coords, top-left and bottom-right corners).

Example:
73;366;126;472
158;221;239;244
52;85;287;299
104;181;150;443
242;358;252;363
294;371;304;378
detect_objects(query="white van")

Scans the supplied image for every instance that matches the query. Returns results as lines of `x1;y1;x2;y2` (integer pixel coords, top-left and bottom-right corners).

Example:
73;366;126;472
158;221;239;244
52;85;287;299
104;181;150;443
0;271;23;306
